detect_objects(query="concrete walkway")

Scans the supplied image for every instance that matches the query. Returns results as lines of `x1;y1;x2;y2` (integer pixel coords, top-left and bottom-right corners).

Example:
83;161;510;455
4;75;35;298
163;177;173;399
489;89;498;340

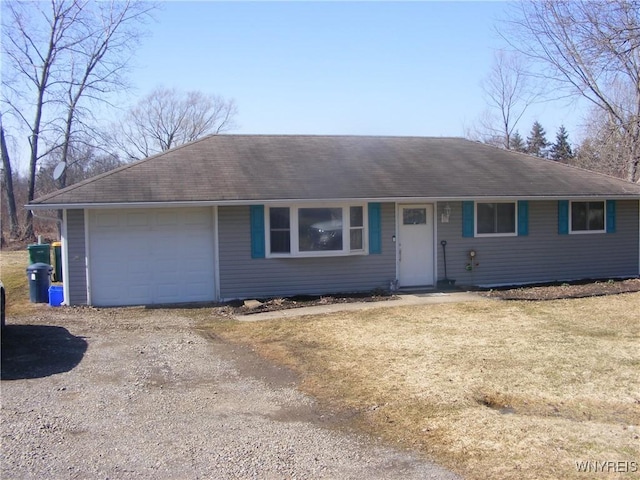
236;291;484;322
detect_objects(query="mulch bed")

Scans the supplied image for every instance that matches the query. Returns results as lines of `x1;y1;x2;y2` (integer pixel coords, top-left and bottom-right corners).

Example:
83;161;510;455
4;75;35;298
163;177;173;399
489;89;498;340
217;278;640;315
223;292;397;315
480;278;640;301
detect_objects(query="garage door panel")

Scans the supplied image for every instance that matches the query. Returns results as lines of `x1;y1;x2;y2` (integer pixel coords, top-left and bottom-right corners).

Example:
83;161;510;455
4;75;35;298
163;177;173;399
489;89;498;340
184;263;210;279
127;212;150;227
95;212;119;227
89;208;216;306
157;211;179;226
156;259;180;273
186;281;211;296
130;285;151;301
98;284;120;300
156;285;181;303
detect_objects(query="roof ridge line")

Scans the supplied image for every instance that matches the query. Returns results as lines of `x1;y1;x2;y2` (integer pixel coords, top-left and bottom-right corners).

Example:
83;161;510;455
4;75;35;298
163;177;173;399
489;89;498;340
215;133;466;139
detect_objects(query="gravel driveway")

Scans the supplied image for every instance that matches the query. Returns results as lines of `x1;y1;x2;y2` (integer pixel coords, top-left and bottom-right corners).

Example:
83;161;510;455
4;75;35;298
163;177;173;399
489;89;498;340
1;307;460;479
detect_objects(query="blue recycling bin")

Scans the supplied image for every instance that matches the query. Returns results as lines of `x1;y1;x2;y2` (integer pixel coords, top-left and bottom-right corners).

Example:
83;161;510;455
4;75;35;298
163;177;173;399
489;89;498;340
49;285;64;307
26;263;53;303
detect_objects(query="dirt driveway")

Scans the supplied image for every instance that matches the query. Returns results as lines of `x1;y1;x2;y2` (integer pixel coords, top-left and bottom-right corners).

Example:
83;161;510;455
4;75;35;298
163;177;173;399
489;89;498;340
1;307;459;479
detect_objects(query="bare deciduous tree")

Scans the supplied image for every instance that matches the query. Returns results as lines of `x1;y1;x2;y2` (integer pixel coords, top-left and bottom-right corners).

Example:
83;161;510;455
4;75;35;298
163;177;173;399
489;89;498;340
1;0;154;240
114;87;238;161
38;141;124;196
475;51;539;149
502;0;640;182
572;104;635;178
54;0;155;192
1;118;19;238
2;0;78;240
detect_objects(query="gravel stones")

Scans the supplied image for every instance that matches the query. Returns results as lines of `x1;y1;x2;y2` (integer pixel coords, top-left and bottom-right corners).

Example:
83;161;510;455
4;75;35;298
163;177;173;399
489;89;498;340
1;308;459;479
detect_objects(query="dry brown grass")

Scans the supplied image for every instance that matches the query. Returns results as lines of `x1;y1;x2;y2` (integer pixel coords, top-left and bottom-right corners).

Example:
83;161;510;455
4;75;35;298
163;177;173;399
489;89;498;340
205;295;640;480
4;246;638;478
0;250;40;316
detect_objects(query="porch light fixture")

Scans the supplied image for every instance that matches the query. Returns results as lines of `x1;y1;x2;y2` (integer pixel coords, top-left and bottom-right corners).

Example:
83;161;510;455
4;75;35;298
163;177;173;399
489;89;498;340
441;203;451;223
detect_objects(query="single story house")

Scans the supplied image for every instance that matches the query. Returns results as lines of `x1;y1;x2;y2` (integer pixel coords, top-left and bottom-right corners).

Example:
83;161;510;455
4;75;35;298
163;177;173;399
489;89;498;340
29;135;640;307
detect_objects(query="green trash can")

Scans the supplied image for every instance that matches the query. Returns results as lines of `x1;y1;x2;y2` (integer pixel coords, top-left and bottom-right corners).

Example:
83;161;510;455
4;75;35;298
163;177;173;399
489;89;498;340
52;242;62;282
28;243;50;265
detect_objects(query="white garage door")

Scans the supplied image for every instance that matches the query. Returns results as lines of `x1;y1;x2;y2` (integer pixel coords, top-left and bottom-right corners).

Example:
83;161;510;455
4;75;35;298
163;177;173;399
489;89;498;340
88;208;216;306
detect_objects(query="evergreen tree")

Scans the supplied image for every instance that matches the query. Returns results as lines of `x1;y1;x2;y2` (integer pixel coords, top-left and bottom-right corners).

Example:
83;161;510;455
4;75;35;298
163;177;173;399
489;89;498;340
509;131;527;152
526;121;549;157
549;125;574;162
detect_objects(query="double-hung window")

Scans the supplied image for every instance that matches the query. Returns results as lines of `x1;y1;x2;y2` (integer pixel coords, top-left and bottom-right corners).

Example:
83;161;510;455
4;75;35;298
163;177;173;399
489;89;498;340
269;207;291;253
349;206;364;250
267;204;366;257
476;202;517;236
570;201;605;233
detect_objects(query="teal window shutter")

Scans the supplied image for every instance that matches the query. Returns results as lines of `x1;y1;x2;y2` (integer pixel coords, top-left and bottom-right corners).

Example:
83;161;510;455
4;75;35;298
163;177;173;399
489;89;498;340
606;200;616;233
250;205;265;258
558;200;569;235
517;200;529;236
368;203;382;254
462;201;474;237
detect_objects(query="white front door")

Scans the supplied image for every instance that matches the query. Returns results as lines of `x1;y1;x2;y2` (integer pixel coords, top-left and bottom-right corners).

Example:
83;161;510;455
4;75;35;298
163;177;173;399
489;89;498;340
398;204;434;287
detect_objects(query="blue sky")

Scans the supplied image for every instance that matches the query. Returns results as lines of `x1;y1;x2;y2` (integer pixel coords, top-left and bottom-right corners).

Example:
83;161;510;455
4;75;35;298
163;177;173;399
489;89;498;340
4;2;587;172
128;1;585;140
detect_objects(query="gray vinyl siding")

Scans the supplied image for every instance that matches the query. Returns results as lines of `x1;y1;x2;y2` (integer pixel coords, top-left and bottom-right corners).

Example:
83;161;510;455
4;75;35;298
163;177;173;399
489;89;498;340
436;200;639;287
218;203;397;300
66;209;88;305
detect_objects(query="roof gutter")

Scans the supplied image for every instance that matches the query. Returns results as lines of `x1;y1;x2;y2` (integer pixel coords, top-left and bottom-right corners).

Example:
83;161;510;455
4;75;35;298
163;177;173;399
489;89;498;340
27;194;640;210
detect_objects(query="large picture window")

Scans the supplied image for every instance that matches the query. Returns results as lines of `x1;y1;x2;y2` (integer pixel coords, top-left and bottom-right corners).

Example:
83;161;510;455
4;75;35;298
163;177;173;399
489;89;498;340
299;207;343;251
267;204;366;256
571;201;605;232
476;202;516;236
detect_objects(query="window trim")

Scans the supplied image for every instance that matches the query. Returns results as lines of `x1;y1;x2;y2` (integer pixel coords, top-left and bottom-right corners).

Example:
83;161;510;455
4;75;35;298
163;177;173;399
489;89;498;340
569;200;606;234
474;201;518;238
265;203;369;258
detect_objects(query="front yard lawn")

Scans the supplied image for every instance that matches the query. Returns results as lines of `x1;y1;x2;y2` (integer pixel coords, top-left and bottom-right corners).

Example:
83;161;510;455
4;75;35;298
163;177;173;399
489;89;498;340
204;294;640;480
3;249;638;478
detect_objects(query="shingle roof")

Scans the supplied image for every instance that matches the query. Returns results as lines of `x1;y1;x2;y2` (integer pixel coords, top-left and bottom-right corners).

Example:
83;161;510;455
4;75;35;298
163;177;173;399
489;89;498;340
30;135;640;206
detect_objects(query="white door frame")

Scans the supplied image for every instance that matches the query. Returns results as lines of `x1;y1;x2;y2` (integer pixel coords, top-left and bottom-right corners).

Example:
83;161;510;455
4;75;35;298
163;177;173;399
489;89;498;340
396;203;436;287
